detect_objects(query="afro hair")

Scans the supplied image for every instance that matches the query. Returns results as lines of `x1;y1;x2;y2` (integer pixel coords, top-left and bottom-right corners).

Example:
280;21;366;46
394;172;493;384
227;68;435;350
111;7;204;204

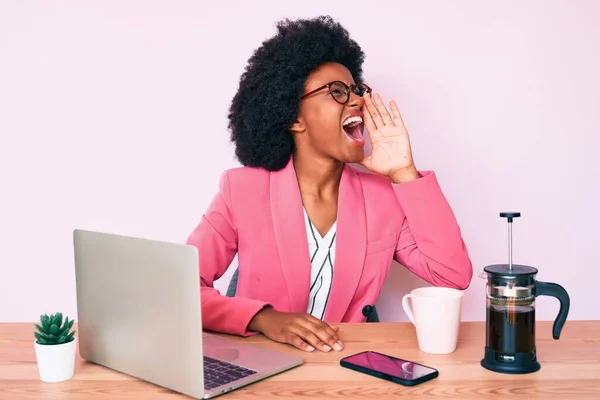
227;15;366;171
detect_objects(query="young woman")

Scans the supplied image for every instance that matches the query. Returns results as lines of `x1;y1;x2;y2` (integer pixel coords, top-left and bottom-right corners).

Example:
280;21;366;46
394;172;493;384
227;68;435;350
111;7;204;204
187;15;472;354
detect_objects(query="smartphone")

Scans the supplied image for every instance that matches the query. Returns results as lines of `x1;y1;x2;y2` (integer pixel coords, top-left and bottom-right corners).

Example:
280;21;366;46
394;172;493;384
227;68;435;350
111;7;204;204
340;351;439;386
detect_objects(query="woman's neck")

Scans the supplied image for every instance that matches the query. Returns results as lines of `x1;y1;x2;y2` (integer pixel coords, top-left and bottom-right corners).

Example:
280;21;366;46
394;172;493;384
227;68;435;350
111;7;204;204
292;153;343;200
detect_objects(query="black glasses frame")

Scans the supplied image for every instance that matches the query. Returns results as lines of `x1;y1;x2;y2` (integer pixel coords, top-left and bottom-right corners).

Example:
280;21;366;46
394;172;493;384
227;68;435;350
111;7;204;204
301;81;372;104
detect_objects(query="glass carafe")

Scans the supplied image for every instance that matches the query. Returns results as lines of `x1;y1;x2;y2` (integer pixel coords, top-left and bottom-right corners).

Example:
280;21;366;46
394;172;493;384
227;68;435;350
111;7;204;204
486;267;536;358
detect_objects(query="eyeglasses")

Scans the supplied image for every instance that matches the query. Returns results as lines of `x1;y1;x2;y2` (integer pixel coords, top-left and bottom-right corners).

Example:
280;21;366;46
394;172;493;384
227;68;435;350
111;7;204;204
301;81;372;104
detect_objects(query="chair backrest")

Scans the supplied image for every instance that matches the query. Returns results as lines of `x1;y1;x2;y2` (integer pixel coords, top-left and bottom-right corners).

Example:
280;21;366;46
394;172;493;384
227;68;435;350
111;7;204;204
225;267;239;297
225;268;379;322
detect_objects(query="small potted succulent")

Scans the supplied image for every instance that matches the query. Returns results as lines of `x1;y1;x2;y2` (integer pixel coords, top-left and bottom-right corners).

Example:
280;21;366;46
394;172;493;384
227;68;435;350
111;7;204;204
33;312;77;382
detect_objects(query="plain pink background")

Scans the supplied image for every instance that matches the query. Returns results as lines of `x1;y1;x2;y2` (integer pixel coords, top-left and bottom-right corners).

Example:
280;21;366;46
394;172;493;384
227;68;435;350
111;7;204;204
1;1;598;323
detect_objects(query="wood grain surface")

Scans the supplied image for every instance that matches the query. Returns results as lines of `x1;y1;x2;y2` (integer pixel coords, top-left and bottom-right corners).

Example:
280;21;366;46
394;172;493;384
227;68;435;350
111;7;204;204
1;321;598;399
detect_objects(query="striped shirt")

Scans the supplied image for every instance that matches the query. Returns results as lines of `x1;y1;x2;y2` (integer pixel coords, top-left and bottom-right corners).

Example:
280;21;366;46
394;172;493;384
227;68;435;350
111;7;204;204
303;208;337;320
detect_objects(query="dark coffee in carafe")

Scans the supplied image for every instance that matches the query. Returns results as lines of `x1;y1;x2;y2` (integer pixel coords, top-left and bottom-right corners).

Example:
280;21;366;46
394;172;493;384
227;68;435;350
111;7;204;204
487;306;535;354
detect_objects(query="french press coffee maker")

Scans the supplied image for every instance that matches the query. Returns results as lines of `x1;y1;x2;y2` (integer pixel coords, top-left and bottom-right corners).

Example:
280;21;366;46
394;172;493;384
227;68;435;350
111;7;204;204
481;212;570;374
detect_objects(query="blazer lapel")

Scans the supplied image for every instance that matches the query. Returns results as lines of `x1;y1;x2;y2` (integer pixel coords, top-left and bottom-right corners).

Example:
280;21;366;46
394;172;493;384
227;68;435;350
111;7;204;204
270;158;312;313
324;164;367;322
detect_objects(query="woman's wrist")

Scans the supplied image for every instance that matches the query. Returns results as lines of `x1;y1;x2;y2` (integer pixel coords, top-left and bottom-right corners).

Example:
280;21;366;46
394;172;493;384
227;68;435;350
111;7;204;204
389;165;420;184
247;306;274;332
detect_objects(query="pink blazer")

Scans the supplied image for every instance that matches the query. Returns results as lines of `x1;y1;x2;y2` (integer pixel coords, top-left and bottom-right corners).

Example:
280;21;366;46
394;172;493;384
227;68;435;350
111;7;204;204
186;157;473;337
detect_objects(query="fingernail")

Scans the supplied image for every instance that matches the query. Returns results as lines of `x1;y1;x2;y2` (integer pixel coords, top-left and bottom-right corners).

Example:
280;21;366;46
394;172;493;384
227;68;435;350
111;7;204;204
334;342;343;351
306;345;315;352
323;345;331;352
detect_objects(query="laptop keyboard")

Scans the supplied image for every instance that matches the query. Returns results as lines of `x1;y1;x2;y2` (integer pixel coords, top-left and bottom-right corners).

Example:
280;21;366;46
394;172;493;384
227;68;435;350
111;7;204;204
203;356;258;390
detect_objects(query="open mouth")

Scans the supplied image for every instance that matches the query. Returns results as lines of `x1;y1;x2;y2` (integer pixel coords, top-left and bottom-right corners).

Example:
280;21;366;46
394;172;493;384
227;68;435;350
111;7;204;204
342;116;365;146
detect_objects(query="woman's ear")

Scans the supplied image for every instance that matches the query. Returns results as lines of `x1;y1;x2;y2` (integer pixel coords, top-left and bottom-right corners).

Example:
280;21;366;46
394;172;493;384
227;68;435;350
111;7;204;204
289;118;306;135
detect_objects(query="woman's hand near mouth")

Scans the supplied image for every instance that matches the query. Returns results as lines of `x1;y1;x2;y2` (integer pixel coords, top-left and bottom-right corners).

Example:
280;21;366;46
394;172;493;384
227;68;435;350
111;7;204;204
359;93;420;183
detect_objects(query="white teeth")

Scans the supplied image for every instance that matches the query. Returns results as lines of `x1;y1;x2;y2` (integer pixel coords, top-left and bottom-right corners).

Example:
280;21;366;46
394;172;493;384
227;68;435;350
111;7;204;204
343;116;363;126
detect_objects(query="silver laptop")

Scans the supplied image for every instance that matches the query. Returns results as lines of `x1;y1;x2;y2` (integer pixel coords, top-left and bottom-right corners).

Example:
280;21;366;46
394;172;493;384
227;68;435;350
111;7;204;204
73;229;303;399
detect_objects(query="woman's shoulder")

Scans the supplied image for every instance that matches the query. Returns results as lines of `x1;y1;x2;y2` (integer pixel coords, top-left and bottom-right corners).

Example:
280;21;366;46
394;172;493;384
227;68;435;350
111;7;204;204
222;164;270;181
216;165;270;196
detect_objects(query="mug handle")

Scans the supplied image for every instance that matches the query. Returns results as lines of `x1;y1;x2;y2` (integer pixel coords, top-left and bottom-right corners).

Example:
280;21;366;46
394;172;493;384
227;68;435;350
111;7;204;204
534;280;570;339
402;294;416;326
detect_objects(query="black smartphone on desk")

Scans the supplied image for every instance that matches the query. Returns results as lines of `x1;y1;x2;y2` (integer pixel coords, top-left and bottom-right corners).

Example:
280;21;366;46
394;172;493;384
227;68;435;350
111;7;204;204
340;351;439;386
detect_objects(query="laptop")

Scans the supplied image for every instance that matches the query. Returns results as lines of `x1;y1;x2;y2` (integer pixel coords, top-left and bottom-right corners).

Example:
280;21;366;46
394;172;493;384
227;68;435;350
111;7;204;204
72;229;303;399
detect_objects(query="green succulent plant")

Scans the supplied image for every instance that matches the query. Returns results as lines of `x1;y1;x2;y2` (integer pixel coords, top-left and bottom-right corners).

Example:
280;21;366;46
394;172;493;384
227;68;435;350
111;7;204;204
34;312;76;345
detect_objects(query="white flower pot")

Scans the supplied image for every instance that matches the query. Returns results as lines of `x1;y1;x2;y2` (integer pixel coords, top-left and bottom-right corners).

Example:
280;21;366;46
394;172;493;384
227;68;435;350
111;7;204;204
34;337;77;382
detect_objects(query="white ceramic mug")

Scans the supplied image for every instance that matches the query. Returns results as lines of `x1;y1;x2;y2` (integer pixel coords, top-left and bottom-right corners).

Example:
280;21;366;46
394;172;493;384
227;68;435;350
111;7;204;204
402;287;464;354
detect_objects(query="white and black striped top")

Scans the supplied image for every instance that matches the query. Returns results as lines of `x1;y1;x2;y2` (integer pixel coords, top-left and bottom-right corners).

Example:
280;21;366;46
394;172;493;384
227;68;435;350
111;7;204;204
303;208;337;320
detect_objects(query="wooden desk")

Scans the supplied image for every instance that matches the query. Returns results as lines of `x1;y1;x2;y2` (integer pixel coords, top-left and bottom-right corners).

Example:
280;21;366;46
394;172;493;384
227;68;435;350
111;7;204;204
1;321;599;399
